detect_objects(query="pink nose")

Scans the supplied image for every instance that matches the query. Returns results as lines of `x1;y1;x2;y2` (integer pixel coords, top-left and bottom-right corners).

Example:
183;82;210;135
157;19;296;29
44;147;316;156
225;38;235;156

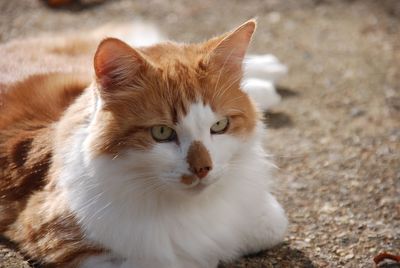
186;141;213;180
193;166;212;179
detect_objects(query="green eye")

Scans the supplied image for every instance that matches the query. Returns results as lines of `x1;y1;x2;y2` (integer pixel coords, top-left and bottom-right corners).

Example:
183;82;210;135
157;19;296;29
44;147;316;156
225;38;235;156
151;125;176;142
210;117;229;134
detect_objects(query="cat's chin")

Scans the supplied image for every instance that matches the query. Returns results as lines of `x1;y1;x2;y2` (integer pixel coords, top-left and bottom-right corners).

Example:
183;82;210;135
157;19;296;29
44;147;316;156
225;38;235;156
185;182;208;194
179;177;221;196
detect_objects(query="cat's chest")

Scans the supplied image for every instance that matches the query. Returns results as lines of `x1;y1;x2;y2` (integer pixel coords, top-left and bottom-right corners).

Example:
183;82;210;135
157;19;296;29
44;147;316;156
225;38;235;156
58;129;266;265
73;185;251;265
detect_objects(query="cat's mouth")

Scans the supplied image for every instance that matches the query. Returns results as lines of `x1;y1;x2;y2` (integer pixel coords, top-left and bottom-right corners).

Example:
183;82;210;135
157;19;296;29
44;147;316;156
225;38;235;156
181;174;198;186
187;182;208;193
180;174;209;192
179;173;219;194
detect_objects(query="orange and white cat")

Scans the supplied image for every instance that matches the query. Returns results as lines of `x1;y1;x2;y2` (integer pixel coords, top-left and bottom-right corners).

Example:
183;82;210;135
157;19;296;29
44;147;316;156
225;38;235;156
0;20;287;268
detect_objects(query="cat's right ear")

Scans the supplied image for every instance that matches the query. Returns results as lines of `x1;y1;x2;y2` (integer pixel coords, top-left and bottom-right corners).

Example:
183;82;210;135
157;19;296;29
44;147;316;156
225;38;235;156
203;20;256;79
94;38;148;92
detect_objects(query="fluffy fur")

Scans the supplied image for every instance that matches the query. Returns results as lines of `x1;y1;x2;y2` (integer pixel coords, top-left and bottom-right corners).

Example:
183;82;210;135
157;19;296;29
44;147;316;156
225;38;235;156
0;20;287;268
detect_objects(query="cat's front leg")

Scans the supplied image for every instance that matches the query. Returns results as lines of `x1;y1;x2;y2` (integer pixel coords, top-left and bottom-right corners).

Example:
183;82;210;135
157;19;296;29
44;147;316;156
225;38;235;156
241;192;288;254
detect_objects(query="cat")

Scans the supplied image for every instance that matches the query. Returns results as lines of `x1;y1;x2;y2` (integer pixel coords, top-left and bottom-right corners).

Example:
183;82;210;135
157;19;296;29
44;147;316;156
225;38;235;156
0;20;288;268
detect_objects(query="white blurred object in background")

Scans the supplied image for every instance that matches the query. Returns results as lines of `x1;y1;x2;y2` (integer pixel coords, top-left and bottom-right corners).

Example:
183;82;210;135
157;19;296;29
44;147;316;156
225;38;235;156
242;54;288;110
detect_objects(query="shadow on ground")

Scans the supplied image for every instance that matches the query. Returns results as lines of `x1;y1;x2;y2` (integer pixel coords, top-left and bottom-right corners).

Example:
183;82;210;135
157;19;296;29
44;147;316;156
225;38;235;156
264;111;293;129
219;242;315;268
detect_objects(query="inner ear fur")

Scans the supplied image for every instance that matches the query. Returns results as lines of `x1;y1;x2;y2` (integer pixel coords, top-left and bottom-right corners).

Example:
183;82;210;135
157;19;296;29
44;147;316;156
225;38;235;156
94;38;149;91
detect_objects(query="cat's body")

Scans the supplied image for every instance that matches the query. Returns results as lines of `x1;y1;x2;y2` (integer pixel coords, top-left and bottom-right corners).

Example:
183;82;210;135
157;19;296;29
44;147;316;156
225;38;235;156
0;20;287;268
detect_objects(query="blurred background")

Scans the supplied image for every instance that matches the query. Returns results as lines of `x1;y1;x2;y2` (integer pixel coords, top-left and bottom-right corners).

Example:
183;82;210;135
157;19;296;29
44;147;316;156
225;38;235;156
0;0;399;267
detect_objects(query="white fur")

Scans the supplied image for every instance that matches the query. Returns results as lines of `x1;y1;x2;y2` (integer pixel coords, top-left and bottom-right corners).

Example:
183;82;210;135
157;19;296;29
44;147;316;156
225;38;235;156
58;98;287;268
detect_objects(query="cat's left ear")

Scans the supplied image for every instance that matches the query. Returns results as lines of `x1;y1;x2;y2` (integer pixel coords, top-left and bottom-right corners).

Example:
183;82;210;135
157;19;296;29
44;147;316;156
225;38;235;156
205;19;256;77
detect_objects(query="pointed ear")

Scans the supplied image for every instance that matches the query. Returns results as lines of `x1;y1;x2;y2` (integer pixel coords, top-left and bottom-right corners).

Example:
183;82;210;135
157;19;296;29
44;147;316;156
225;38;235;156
94;38;147;91
205;19;256;77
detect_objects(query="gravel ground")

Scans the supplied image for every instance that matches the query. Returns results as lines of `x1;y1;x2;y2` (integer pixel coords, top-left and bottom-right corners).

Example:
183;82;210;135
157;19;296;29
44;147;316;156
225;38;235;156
1;0;399;267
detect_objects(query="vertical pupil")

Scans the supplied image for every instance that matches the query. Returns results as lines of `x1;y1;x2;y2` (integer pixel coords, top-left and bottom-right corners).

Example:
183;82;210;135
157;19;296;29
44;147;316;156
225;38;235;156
160;127;164;134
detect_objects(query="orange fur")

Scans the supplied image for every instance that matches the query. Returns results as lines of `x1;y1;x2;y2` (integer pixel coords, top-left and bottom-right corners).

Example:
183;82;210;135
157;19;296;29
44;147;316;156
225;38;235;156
0;73;102;266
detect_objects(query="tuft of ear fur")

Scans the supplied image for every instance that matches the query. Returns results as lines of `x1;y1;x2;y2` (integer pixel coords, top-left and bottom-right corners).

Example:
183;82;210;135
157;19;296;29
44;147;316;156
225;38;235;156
205;19;256;78
94;38;147;92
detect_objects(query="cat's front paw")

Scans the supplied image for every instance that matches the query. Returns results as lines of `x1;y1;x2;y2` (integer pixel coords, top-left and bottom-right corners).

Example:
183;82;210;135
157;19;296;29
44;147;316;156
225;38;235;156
260;193;288;248
243;193;288;253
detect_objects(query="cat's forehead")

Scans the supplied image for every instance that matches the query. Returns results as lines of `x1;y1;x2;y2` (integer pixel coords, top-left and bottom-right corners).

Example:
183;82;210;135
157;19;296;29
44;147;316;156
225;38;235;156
140;42;206;73
108;42;254;128
110;45;250;123
137;43;236;107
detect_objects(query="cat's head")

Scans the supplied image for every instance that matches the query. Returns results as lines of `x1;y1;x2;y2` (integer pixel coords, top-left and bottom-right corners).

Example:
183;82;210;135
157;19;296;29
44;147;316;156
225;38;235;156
85;20;261;196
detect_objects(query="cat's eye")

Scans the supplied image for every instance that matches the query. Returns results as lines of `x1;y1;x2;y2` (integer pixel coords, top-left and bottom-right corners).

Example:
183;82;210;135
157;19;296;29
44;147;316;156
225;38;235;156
151;125;176;142
210;118;229;134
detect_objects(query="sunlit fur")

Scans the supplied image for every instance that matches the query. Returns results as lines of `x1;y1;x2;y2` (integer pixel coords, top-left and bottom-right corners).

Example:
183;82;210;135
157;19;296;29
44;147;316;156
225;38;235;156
0;20;287;268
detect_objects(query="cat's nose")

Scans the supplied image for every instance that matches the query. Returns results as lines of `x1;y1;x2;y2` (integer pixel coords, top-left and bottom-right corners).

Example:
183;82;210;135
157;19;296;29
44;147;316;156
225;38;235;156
193;166;212;179
186;141;213;180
